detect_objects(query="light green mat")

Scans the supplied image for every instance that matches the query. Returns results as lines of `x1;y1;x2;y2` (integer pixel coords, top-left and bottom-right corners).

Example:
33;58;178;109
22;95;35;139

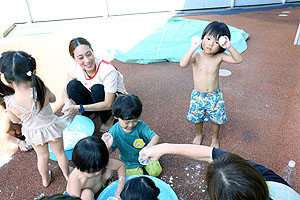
114;17;249;64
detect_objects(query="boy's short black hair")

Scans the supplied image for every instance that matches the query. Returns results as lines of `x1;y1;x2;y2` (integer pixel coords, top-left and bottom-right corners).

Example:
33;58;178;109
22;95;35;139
39;194;81;200
120;176;160;200
112;94;143;120
201;21;231;53
72;136;109;173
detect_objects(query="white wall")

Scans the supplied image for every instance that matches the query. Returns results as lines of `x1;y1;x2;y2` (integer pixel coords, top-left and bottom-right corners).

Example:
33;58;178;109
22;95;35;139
234;0;283;6
0;1;30;25
0;0;31;37
27;0;107;22
1;0;299;24
107;0;232;16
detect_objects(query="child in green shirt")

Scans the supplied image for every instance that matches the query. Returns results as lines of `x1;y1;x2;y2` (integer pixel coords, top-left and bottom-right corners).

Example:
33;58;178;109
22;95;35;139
102;94;162;177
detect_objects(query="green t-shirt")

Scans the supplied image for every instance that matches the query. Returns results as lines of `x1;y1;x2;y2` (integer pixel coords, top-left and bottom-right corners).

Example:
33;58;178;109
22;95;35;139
109;120;156;169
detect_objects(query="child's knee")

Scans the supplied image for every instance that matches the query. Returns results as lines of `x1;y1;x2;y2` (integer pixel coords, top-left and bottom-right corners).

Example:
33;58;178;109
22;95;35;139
52;148;66;158
126;167;144;176
81;188;94;199
145;161;162;177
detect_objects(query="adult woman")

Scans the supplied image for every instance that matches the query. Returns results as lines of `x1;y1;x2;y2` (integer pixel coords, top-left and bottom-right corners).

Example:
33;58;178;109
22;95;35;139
62;37;127;131
140;144;300;200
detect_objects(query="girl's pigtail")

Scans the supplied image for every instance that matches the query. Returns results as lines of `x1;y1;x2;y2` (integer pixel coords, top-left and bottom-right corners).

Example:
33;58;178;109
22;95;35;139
31;73;46;111
27;55;46;111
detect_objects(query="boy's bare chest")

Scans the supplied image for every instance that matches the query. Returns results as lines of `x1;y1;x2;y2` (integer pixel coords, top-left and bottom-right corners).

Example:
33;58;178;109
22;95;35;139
81;175;103;190
194;54;220;73
193;62;219;75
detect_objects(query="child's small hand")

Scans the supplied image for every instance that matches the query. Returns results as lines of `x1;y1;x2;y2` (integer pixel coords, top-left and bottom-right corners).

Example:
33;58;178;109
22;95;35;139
191;35;202;49
139;146;161;161
62;99;78;122
101;132;113;149
115;194;121;200
62;99;76;113
17;140;28;151
219;36;231;49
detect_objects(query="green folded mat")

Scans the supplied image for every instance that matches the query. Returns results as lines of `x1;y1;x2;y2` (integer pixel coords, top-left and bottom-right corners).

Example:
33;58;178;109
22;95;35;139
115;17;249;64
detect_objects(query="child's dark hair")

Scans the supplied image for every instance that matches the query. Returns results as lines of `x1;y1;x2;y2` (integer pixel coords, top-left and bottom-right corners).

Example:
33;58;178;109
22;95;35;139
39;194;81;200
0;81;14;108
72;136;109;173
112;94;142;120
120;176;160;200
69;37;93;58
205;153;271;200
0;51;46;111
201;21;231;53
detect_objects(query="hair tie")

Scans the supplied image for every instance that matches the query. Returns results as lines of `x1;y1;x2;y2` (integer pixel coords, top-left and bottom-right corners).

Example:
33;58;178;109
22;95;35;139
26;71;32;76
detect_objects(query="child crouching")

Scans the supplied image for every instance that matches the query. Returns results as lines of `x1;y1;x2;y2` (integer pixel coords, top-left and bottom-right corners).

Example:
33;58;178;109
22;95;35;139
65;136;125;200
102;94;162;177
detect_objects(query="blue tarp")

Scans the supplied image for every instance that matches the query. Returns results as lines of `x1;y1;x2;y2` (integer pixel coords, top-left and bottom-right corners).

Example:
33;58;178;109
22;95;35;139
115;17;249;64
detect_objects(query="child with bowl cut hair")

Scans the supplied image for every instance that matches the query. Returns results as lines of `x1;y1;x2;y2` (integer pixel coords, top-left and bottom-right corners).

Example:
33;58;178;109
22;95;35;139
120;176;160;200
65;136;125;200
102;94;162;177
180;21;243;148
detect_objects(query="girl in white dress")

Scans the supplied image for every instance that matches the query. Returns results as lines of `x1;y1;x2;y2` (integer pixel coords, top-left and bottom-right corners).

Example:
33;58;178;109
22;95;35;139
0;51;70;187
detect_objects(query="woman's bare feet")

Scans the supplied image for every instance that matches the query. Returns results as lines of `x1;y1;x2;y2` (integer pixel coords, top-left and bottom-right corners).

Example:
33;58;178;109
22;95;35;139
100;115;115;133
193;135;203;145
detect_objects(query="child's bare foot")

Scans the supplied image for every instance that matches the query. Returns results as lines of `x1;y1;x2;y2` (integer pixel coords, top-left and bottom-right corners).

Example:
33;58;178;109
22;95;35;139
65;166;74;181
64;173;69;182
43;170;52;187
100;115;115;133
193;135;203;145
210;139;219;148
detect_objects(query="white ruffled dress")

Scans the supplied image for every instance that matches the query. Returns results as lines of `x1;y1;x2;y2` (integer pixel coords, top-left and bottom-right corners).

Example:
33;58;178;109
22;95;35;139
4;95;66;146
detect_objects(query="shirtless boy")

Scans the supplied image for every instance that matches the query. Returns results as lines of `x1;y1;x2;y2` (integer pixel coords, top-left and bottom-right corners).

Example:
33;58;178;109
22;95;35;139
65;136;125;200
180;21;243;148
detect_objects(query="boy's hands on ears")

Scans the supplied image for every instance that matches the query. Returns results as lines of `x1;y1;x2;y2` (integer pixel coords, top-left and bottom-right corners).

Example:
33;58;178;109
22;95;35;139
219;36;231;49
191;35;202;50
102;132;113;149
